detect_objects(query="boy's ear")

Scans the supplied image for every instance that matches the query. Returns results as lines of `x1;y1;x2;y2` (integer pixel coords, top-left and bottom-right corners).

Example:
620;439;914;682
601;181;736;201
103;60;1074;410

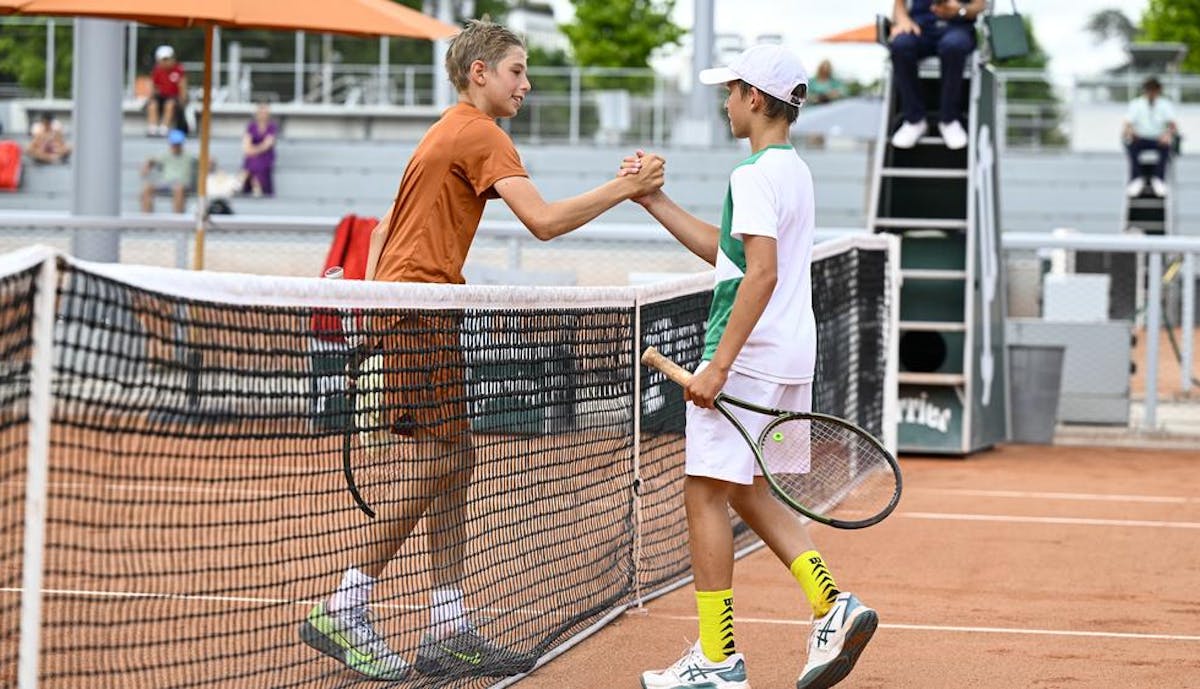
469;59;488;85
748;86;765;112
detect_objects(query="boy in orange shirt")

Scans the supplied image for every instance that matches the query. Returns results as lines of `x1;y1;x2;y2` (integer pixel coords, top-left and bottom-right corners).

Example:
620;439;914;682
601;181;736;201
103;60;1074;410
300;19;663;682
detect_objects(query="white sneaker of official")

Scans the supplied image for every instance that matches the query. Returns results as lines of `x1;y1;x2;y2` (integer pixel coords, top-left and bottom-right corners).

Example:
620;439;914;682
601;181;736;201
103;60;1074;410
890;120;927;149
1150;177;1167;197
1127;178;1146;197
938;120;968;150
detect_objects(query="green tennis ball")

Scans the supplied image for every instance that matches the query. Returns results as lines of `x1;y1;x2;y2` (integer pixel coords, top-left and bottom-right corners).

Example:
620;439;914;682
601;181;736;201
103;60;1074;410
771;431;785;443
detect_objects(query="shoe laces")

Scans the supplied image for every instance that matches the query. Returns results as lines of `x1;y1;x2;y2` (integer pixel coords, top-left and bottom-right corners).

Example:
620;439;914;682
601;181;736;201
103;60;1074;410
342;607;392;656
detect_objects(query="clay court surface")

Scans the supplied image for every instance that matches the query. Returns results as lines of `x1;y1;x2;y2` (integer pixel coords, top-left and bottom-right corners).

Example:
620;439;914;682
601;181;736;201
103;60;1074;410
516;444;1200;689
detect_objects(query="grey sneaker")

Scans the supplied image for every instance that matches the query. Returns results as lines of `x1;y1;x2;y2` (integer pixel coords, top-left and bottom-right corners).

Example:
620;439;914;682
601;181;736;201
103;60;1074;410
796;592;877;689
299;602;410;681
414;625;536;677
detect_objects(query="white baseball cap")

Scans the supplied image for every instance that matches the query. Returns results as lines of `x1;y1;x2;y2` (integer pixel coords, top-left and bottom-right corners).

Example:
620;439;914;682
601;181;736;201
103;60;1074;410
155;45;174;61
698;44;808;107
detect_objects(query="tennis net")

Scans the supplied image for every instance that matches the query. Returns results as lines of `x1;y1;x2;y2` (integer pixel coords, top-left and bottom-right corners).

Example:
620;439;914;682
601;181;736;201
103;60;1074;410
0;234;895;689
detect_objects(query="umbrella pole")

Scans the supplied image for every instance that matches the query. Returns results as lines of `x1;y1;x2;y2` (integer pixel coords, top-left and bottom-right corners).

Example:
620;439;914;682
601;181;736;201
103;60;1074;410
193;24;214;270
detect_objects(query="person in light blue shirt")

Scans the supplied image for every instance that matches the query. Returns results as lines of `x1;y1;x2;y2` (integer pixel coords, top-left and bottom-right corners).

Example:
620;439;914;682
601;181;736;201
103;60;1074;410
1122;77;1179;197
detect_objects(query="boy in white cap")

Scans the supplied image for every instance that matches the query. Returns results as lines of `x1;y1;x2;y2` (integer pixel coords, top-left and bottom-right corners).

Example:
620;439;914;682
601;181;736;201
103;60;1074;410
147;45;187;136
624;43;878;689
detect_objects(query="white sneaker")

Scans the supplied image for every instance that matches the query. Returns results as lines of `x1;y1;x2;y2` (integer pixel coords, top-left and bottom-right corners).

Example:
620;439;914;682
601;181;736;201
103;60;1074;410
1150;177;1167;197
890;120;927;149
938;120;968;150
641;643;749;689
1126;178;1146;197
796;592;877;689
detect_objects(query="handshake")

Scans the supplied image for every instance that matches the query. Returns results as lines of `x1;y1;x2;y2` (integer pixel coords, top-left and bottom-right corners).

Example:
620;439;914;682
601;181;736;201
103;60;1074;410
616;149;666;204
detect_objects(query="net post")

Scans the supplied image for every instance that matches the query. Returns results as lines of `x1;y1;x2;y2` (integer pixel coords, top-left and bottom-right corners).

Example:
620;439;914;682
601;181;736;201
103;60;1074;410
630;296;645;608
19;255;57;689
882;234;902;455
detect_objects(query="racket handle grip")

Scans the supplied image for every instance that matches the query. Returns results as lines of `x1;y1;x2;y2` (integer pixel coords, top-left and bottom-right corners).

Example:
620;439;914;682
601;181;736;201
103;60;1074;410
324;266;361;350
641;346;694;386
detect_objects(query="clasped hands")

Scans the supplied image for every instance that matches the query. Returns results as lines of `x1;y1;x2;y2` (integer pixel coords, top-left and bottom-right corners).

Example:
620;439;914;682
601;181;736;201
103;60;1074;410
617;149;665;205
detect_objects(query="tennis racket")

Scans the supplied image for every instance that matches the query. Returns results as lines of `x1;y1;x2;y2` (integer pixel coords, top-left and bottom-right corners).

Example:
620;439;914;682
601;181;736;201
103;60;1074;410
342;344;376;519
641;346;902;529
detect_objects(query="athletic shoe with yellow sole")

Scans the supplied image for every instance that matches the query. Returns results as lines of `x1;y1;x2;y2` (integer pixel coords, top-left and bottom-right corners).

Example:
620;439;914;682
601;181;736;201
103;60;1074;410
414;625;536;677
796;592;877;689
299;602;410;681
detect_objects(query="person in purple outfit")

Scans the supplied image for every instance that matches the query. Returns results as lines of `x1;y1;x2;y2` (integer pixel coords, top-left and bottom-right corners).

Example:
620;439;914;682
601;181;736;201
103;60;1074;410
239;102;278;197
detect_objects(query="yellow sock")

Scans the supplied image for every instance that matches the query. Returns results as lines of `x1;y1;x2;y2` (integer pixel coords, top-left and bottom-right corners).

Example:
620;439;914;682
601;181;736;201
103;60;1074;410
790;550;841;618
695;589;735;662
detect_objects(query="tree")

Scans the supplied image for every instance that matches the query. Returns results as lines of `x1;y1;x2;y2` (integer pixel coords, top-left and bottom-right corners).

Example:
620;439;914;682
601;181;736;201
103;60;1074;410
560;0;683;70
0;19;72;98
1141;0;1200;73
1084;8;1139;48
993;16;1067;148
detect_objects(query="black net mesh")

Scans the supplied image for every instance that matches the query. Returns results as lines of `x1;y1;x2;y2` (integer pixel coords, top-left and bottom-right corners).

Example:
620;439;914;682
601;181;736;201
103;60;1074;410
1;239;890;688
0;265;36;686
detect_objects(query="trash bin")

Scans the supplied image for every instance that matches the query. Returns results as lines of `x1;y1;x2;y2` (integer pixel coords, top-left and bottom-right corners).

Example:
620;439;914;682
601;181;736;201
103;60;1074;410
1007;344;1066;444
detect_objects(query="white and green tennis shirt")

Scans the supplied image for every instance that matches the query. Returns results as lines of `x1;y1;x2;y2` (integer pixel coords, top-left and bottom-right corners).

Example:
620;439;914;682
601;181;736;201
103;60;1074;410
704;144;816;384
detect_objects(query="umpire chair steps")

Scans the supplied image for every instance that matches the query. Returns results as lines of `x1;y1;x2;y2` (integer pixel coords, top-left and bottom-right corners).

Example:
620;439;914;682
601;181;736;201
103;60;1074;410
868;53;1009;455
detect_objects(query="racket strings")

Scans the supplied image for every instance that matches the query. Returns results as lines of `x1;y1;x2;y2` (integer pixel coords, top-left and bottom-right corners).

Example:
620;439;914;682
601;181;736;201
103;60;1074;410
762;417;898;524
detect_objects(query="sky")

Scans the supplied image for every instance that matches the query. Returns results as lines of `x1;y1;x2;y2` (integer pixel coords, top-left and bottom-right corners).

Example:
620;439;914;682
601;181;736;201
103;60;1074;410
547;0;1151;88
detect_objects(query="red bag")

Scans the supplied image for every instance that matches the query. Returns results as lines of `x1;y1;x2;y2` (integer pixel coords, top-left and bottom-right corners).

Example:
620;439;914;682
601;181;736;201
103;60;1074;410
0;141;23;191
312;214;379;343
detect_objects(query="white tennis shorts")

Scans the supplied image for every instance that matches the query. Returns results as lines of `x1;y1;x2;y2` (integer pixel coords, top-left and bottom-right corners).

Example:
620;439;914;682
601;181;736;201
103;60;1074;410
685;364;812;485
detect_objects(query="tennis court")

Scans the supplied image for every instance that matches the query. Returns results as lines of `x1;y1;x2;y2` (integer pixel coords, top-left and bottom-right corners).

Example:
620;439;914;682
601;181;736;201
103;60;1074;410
514;443;1200;688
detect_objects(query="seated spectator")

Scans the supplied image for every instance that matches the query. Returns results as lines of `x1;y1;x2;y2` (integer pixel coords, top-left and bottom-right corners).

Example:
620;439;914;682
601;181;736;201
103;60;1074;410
140;129;196;213
810;59;845;104
147;45;188;137
887;0;986;150
1122;76;1179;197
240;102;278;197
26;113;72;165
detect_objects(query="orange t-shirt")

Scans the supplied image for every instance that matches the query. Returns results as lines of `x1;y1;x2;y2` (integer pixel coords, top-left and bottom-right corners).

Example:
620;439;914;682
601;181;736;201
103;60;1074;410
373;102;528;284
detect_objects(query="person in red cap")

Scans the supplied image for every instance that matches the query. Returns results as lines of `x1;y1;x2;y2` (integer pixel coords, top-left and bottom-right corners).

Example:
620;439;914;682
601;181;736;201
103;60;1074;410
624;43;878;689
147;45;188;137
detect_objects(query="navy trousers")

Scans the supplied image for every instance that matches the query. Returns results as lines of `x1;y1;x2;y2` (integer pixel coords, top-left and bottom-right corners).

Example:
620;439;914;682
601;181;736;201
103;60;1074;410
1125;137;1171;180
889;22;976;125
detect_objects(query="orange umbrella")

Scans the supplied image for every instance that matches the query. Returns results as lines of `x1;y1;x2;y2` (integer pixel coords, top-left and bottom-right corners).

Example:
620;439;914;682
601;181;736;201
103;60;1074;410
818;22;880;44
13;0;458;269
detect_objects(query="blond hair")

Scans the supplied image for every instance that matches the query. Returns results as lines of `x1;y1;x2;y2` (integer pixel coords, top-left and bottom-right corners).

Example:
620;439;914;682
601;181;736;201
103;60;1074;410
445;19;526;93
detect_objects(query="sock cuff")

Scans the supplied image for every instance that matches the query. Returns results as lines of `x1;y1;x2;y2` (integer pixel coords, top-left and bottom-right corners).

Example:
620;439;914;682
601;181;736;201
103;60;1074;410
695;588;734;606
789;550;823;579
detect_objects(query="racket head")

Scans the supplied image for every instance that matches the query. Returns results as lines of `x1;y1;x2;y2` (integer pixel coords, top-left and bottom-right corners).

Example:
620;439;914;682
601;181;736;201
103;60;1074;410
757;411;901;529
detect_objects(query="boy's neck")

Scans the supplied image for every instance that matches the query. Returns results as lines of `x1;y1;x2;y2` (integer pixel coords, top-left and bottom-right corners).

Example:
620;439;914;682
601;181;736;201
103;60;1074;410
747;120;792;154
459;92;506;119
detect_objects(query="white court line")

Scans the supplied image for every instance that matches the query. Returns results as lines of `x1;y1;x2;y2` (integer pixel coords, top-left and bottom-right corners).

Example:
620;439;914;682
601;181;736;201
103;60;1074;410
656;614;1200;642
915;488;1197;504
900;512;1200;529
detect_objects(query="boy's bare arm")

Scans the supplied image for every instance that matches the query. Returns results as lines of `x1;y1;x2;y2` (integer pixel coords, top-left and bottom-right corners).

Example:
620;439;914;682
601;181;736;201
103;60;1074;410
686;234;778;407
363;202;396;281
494;155;664;240
638;192;721;266
619;150;719;264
